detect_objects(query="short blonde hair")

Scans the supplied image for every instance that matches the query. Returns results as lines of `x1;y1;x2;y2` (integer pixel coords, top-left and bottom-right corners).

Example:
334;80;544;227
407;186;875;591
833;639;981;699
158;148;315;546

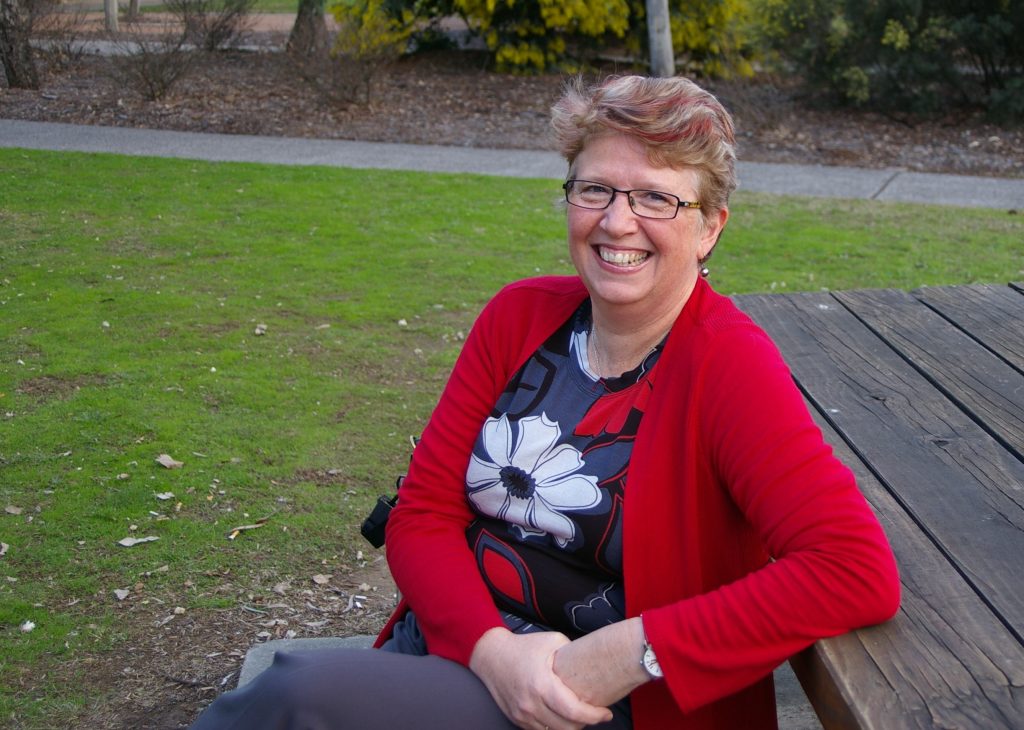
550;75;737;218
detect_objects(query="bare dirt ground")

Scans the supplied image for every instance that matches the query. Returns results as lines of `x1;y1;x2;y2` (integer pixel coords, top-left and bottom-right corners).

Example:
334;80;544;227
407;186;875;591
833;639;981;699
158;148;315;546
2;13;1023;730
2;12;1023;179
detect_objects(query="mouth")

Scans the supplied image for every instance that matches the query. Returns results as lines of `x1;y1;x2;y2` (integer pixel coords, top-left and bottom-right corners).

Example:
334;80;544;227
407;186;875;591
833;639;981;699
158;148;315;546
598;246;649;268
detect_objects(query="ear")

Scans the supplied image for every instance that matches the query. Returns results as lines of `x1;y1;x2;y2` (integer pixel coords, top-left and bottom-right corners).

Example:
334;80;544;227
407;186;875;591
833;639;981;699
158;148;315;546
699;206;729;261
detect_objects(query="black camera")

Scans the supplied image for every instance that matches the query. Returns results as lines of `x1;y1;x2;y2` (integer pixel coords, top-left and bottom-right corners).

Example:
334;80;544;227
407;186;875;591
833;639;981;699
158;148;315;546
359;436;418;548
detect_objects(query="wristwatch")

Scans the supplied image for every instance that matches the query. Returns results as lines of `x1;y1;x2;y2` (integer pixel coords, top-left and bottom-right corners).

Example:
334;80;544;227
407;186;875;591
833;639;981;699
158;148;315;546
641;639;663;679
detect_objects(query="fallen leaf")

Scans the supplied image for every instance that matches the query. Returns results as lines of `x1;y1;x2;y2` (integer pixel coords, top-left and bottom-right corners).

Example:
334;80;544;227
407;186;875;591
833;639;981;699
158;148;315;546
311;574;331;585
225;518;268;540
117;473;130;480
5;505;23;515
272;581;290;595
155;454;184;469
114;588;130;601
155;492;175;501
117;535;159;547
254;323;267;336
0;542;8;557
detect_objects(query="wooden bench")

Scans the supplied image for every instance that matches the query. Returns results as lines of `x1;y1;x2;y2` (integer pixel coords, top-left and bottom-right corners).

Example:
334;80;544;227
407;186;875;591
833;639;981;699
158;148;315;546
734;283;1024;729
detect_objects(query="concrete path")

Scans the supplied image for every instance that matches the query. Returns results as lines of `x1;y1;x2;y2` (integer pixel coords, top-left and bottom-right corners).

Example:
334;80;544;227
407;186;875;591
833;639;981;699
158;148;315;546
3;119;1023;211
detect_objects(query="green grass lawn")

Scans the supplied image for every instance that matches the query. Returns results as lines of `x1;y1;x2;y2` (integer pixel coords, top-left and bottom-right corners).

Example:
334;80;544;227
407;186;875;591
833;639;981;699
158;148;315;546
1;147;1022;726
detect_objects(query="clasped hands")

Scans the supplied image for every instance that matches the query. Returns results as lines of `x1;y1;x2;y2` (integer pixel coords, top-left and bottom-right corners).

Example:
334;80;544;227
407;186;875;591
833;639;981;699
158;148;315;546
469;617;649;730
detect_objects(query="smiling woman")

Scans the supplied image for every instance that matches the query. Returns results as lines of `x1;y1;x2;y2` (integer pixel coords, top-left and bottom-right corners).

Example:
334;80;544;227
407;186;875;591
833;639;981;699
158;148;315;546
189;75;900;730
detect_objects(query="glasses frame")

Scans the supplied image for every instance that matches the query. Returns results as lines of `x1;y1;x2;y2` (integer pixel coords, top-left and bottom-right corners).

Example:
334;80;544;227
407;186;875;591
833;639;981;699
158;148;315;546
562;179;701;220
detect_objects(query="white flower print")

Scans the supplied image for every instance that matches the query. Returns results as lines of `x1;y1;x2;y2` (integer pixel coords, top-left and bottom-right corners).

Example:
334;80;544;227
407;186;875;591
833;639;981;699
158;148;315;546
467;413;601;547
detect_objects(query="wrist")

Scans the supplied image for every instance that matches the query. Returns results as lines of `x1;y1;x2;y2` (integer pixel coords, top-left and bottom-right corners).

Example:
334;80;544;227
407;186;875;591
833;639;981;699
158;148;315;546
639;615;664;681
469;626;512;675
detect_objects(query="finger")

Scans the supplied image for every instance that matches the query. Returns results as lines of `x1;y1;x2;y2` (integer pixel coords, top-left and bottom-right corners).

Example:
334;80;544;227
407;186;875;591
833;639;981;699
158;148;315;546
543;680;612;727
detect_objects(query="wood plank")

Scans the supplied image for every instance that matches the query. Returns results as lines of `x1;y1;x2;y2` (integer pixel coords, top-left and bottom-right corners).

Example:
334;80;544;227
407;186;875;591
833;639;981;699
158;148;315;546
912;284;1024;372
791;408;1024;729
734;291;1024;639
834;288;1024;459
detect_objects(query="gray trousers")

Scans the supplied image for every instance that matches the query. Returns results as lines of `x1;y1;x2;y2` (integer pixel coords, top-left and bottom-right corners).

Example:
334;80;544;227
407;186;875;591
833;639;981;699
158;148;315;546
189;647;632;729
190;611;631;729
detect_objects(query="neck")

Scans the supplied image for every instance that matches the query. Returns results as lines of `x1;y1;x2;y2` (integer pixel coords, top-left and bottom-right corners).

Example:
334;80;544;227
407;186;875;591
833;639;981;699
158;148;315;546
588;277;700;378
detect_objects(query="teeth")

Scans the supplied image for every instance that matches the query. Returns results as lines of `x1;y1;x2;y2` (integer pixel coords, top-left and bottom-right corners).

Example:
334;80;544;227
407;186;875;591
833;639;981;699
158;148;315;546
600;247;649;266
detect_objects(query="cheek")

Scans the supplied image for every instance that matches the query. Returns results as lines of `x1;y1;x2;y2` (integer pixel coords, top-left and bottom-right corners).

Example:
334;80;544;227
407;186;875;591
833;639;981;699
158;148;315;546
566;211;593;247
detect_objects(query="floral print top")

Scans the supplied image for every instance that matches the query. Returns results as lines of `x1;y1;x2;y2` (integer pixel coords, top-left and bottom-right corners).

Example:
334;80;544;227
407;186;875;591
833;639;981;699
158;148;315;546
464;302;663;638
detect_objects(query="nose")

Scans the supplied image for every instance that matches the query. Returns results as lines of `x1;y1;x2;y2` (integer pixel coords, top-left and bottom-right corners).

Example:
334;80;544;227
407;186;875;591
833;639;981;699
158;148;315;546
600;191;640;235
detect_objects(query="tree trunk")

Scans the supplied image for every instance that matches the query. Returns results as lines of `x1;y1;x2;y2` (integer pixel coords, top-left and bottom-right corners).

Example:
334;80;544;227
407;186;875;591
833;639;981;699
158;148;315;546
287;0;327;57
646;0;674;77
126;0;140;22
105;0;119;32
0;0;39;89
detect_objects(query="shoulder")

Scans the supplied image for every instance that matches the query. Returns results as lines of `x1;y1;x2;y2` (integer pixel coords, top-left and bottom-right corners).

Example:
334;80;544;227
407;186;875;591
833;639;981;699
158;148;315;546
491;276;588;307
675;281;778;359
478;276;588;327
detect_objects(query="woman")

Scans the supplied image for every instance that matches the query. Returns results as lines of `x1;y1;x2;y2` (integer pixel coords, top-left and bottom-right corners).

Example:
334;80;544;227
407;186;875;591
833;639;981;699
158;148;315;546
191;75;899;730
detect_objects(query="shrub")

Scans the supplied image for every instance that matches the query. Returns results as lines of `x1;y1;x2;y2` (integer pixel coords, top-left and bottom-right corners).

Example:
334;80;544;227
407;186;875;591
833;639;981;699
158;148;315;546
289;0;412;106
453;0;631;72
28;0;90;70
165;0;257;52
111;21;196;101
655;0;755;78
753;0;1024;119
369;0;754;75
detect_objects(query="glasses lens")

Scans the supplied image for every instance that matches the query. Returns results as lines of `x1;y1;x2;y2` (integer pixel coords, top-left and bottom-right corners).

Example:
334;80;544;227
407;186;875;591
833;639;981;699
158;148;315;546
567;181;612;209
629;190;679;219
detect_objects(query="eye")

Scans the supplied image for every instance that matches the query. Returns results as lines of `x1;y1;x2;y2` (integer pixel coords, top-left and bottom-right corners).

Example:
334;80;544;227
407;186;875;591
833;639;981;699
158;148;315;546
635;190;675;206
579;182;611;195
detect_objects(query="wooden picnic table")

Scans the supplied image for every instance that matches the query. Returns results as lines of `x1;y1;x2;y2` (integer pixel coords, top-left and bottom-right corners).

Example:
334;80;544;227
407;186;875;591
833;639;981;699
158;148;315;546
733;283;1024;730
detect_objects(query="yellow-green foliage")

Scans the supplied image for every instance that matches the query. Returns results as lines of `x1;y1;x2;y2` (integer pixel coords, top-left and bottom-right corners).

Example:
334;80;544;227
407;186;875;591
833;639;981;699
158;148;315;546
662;0;754;77
454;0;631;72
360;0;755;76
331;0;415;61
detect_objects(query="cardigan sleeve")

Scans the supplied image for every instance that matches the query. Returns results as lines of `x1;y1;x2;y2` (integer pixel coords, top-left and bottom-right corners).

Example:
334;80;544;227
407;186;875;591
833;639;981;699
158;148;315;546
382;278;587;666
383;293;511;666
642;324;900;713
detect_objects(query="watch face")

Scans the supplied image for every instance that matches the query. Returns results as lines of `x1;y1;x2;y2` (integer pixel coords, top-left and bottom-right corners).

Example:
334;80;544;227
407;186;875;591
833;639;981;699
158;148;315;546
643;645;663;678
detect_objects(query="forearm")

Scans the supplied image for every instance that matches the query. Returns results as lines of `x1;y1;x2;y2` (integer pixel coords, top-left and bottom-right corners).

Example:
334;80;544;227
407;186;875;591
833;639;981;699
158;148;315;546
552;616;652;707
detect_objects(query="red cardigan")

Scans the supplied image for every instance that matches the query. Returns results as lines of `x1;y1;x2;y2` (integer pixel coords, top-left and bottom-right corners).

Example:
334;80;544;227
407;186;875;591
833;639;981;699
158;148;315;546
379;276;900;729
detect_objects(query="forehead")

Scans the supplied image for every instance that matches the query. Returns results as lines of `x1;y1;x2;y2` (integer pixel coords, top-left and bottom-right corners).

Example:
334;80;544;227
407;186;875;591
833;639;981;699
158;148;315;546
572;133;698;193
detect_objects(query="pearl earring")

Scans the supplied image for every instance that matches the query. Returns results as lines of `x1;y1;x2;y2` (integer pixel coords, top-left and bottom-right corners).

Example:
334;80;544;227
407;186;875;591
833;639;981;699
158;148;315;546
699;262;710;278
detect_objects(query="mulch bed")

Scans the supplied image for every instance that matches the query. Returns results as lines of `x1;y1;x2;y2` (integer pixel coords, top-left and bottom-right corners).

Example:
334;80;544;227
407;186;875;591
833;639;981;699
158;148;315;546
2;26;1022;178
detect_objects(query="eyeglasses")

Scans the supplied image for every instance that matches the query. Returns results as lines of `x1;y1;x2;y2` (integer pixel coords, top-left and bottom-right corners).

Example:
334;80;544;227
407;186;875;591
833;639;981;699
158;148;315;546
562;179;701;220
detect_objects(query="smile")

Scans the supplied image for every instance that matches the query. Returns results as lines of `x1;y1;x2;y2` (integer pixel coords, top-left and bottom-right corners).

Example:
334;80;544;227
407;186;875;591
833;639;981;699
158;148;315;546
599;246;649;267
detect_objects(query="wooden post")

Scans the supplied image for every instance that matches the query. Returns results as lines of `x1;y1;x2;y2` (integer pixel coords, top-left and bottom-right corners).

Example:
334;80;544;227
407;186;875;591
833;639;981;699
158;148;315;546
646;0;674;77
105;0;118;33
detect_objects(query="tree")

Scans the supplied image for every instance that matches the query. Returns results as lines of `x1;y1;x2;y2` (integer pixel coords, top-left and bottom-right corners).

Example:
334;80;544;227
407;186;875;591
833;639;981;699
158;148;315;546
646;0;674;76
0;0;39;88
288;0;328;56
105;0;118;32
